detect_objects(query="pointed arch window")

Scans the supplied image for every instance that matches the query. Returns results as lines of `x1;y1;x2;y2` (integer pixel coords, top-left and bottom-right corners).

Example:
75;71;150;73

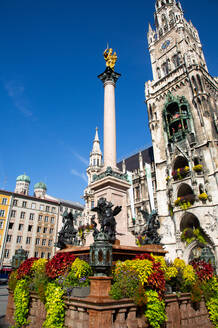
197;74;203;92
157;67;161;79
191;76;198;92
149;104;153;120
172;52;181;68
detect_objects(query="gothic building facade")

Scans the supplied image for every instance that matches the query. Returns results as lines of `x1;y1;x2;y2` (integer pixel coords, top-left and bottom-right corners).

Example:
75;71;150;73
83;0;217;267
145;0;218;264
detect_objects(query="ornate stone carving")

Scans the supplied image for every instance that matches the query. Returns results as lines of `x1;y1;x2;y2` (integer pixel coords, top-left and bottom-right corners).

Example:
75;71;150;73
92;166;128;183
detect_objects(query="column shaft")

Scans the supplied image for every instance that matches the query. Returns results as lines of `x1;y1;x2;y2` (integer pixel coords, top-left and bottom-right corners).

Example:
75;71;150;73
104;81;116;168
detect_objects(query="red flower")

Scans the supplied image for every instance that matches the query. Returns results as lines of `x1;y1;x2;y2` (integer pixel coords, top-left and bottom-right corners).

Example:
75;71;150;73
17;257;39;279
148;261;165;299
134;253;165;299
135;253;154;262
45;252;76;279
190;259;214;281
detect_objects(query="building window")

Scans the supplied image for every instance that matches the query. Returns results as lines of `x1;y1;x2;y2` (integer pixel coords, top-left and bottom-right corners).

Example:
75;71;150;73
28;225;33;232
49;228;54;234
52;207;56;213
42;239;46;246
48;240;52;247
51;217;55;224
0;210;5;217
16;236;22;243
38;215;42;221
20;212;25;219
40;205;44;211
43;227;47;233
47;253;51;259
0;220;4;229
11;210;16;218
22;201;27;208
2;198;7;205
6;235;12;242
35;238;40;245
26;237;31;244
13;199;18;206
31;203;36;209
91;201;94;209
41;252;45;258
18;224;23;231
35;251;38;257
44;216;48;223
4;249;9;258
29;213;34;220
37;226;41;233
46;206;50;212
9;222;14;229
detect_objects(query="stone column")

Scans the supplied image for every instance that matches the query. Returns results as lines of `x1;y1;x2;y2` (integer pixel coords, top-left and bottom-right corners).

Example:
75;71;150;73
98;67;121;169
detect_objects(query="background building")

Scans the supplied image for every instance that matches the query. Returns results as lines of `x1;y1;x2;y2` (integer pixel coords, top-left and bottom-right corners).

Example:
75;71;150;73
0;174;84;270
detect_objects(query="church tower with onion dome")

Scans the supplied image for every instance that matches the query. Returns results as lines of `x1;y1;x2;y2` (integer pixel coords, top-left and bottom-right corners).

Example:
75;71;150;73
15;174;31;195
145;0;218;265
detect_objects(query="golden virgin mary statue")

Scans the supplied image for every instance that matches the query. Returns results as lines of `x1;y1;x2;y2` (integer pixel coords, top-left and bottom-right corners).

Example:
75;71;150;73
103;47;117;70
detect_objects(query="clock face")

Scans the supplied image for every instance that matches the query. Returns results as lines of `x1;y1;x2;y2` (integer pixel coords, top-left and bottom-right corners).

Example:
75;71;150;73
161;40;170;49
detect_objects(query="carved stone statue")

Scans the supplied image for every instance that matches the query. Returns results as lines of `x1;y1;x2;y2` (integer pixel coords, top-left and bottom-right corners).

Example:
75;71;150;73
56;211;78;249
103;48;117;70
92;197;121;243
138;209;161;245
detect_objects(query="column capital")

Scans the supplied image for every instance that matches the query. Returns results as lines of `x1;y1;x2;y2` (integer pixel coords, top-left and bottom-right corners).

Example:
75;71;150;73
98;67;121;86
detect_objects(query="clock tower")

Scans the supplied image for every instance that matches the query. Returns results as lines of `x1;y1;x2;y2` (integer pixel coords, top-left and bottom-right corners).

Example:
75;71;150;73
145;0;218;264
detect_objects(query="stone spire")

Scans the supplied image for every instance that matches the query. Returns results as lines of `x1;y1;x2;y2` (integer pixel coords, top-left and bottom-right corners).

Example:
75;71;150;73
92;127;101;154
89;127;102;168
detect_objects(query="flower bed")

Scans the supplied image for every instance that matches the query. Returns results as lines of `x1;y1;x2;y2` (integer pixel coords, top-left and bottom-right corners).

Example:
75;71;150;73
8;253;92;328
172;166;190;180
199;192;208;201
109;255;217;328
7;252;217;328
193;164;203;172
181;228;206;246
174;194;195;209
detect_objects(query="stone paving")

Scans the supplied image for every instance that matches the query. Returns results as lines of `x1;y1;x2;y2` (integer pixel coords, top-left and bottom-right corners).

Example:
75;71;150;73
0;285;9;328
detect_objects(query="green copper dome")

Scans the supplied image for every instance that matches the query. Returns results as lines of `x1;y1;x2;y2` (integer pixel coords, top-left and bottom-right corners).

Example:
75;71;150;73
34;182;47;190
16;174;31;183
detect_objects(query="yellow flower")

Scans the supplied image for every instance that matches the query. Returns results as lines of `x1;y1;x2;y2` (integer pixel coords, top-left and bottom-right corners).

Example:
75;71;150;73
182;265;196;284
184;166;190;172
153;256;167;272
198;193;208;200
31;258;47;273
174;258;186;270
165;266;178;281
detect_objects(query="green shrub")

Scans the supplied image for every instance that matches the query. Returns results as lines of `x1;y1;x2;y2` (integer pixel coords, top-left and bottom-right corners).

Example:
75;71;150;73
13;279;30;327
43;282;65;328
8;270;18;292
145;290;167;328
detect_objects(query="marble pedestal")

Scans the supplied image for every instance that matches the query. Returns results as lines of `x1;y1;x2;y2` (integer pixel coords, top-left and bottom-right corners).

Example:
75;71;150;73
86;174;135;246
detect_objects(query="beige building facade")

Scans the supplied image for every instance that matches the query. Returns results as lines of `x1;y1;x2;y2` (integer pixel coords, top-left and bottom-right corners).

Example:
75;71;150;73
0;174;84;269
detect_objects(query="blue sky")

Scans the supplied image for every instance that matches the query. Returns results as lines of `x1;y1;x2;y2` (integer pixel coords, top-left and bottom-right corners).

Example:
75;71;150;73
0;0;217;203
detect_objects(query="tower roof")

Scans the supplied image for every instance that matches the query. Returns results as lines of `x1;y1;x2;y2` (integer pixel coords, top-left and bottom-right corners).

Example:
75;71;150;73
91;127;102;154
16;174;30;183
34;182;47;190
